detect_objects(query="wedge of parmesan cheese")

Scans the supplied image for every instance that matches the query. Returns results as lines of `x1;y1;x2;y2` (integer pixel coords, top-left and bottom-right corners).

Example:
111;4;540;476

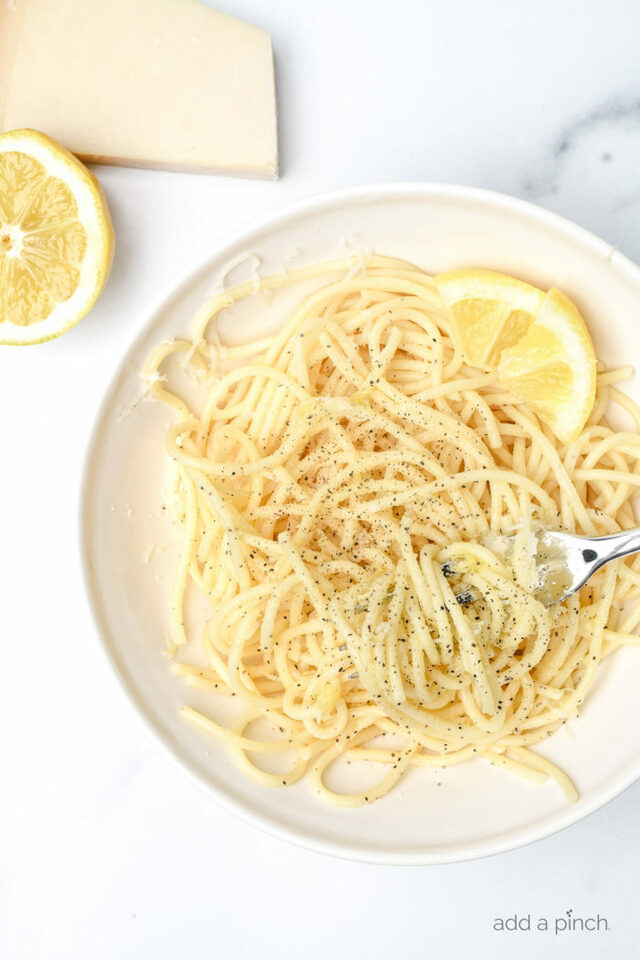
0;0;278;178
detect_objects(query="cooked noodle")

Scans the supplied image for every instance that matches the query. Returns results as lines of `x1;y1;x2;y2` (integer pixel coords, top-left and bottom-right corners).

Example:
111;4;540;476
144;255;640;806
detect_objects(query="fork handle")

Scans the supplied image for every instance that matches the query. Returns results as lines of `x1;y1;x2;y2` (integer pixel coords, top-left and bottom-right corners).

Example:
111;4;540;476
588;528;640;567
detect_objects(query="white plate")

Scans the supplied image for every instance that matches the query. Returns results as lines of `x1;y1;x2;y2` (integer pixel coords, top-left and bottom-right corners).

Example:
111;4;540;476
81;183;640;864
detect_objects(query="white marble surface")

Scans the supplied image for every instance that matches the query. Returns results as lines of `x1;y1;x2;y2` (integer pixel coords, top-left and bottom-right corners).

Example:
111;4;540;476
3;1;640;957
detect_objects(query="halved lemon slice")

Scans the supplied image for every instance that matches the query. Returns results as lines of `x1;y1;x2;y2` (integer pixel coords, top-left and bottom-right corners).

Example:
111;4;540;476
498;287;597;444
434;268;545;369
0;129;114;345
434;268;597;443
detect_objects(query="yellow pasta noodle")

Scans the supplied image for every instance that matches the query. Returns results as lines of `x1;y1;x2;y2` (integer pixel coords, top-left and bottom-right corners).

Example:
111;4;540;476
144;255;640;807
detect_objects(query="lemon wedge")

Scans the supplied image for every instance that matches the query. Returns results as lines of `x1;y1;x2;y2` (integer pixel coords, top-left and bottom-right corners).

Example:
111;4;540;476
434;268;545;369
0;129;114;345
498;287;597;444
435;269;597;443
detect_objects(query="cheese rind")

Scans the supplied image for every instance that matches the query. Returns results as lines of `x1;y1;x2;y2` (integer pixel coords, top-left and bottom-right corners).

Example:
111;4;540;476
0;0;278;178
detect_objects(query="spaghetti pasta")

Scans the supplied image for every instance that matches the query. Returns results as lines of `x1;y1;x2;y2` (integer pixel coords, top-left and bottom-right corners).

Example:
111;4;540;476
144;255;640;806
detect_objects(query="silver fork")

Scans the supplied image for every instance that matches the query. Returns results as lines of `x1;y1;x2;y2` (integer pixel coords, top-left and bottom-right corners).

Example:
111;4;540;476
447;528;640;607
533;528;640;605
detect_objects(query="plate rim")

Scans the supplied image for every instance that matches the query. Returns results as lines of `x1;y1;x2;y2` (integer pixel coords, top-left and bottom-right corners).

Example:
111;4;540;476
79;181;640;865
